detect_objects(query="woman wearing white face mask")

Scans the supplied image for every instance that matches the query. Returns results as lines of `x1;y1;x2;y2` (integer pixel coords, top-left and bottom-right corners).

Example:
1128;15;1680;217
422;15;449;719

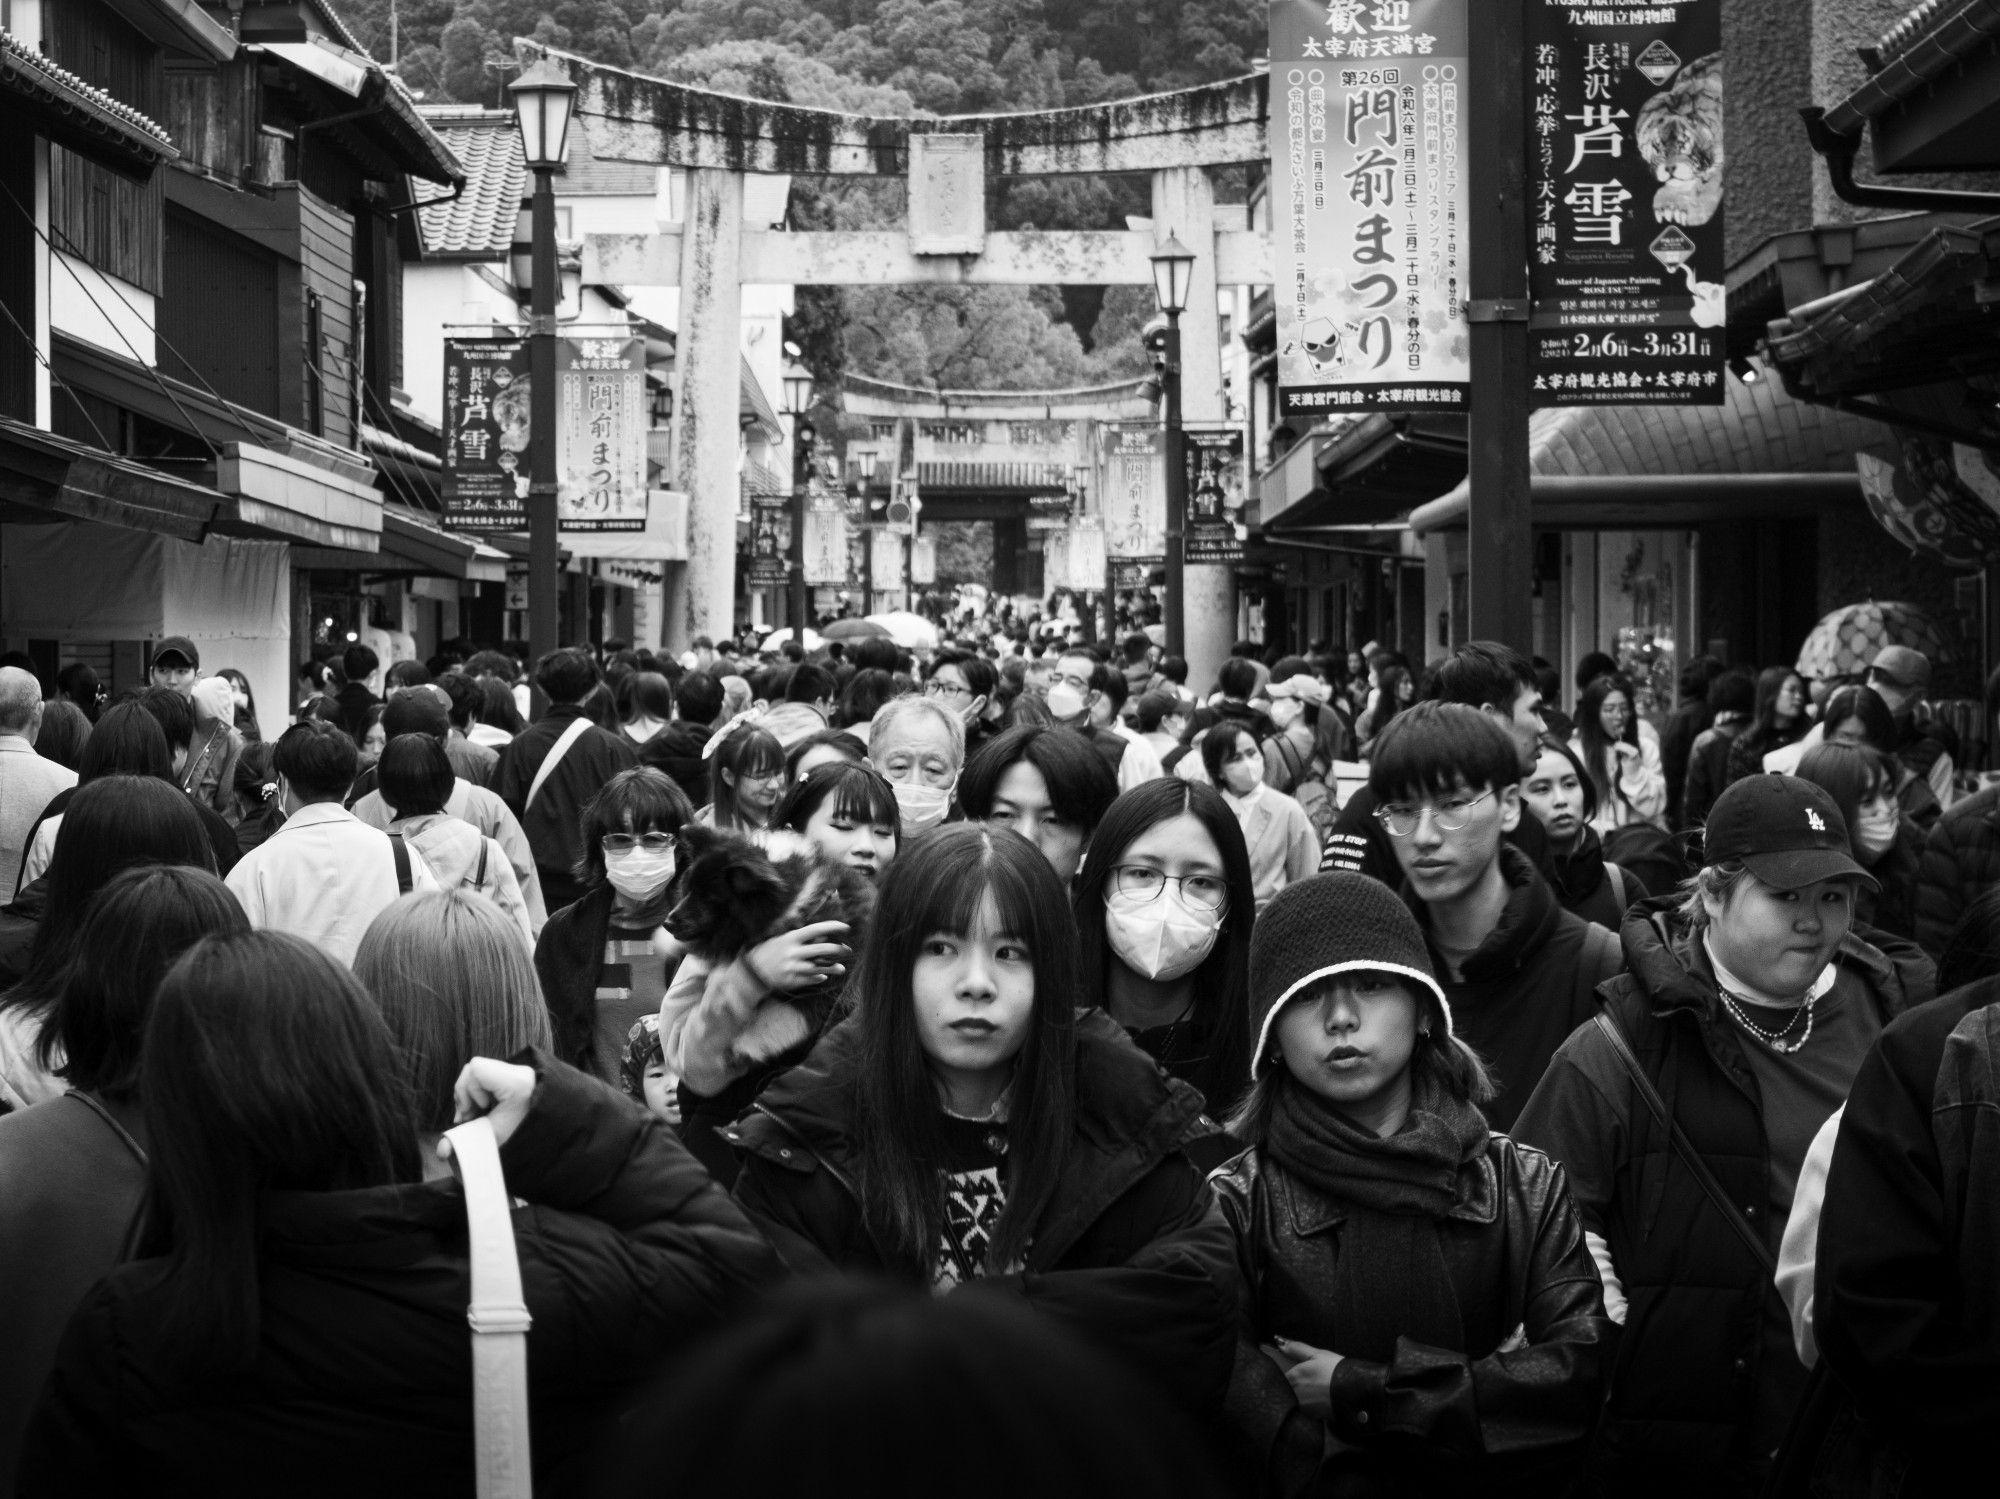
1796;742;1923;943
1072;779;1259;1166
868;695;965;839
533;768;696;1087
1202;725;1319;917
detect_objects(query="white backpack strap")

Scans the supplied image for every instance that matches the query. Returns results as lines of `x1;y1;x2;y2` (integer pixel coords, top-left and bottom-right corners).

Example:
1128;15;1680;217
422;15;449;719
524;716;592;811
443;1115;534;1499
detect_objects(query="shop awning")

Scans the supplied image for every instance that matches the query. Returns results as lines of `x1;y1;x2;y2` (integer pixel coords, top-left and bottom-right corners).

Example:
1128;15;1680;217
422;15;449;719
249;39;463;186
0;415;224;541
293;502;507;580
1261;414;1467;530
0;29;177;179
1406;371;1882;532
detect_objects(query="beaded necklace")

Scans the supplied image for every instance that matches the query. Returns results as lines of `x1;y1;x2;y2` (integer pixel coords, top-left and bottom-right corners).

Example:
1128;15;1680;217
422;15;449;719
1717;987;1817;1054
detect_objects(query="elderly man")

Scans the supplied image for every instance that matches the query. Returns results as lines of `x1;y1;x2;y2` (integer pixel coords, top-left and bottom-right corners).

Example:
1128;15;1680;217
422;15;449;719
0;668;77;903
868;695;964;838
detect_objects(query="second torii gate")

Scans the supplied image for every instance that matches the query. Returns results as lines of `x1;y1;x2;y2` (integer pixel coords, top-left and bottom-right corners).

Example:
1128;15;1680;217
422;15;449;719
533;43;1272;685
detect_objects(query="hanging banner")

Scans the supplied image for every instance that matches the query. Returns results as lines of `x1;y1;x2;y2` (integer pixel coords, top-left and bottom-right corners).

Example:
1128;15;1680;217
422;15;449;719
802;487;850;585
557;337;648;530
869;528;905;582
1268;0;1472;416
1067;522;1109;592
1102;425;1166;557
442;337;531;531
1525;1;1724;405
910;536;938;586
1183;427;1249;565
747;495;790;587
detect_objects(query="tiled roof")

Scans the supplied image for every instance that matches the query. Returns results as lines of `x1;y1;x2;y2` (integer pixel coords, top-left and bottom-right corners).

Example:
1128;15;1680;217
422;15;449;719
0;29;176;157
564;117;657;196
1825;0;2000;132
417;110;525;258
1878;0;1967;62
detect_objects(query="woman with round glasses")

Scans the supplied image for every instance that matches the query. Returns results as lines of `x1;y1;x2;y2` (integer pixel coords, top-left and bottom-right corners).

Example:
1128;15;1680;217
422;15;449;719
1073;780;1258;1147
533;767;695;1084
925;650;1000;757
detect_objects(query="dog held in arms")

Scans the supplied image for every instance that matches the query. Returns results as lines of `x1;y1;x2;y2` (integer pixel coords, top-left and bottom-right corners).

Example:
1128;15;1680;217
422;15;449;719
656;823;877;1076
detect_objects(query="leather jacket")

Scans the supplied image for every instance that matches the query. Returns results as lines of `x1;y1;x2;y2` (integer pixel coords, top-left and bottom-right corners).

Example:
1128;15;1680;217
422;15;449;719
1211;1134;1612;1498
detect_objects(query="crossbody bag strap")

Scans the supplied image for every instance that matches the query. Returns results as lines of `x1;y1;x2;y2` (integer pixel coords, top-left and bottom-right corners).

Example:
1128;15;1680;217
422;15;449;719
475;839;489;890
525;717;592;811
388;831;413;896
180;723;223;794
443;1115;534;1499
1592;1011;1777;1277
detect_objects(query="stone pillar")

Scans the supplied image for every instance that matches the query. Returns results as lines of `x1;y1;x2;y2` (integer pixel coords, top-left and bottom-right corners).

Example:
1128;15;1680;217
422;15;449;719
668;169;744;652
1152;166;1233;692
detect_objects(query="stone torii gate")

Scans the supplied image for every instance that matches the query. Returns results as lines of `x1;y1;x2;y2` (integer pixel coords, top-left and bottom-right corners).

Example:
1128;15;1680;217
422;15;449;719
530;43;1271;683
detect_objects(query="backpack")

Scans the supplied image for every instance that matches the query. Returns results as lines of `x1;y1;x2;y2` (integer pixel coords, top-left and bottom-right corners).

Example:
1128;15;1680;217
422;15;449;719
1601;822;1688;898
1269;733;1337;841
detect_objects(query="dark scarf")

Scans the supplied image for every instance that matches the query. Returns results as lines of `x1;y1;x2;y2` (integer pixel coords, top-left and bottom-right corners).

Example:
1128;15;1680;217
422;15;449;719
1267;1072;1490;1362
1545;824;1609;905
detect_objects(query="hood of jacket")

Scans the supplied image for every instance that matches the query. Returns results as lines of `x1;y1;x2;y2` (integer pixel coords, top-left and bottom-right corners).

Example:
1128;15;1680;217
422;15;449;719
1406;844;1564;983
735;1006;1209;1264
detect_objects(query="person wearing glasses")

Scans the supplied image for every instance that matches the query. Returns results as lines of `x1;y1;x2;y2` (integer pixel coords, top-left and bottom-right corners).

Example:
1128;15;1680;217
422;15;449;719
1071;780;1259;1158
1371;703;1624;1132
1043;648;1165;792
533;767;696;1086
924;650;1001;757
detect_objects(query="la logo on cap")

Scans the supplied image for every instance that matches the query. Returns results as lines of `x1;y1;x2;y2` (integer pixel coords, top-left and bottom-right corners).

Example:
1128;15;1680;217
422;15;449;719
1807;809;1826;832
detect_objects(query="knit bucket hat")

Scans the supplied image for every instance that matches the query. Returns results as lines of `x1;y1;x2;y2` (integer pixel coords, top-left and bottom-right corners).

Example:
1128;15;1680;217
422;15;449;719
1247;872;1452;1076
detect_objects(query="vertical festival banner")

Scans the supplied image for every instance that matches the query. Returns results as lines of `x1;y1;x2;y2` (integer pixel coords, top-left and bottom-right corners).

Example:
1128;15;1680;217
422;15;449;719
747;495;790;587
557;337;648;530
1525;0;1725;404
1183;427;1249;565
1101;425;1167;560
441;337;531;530
1268;0;1472;416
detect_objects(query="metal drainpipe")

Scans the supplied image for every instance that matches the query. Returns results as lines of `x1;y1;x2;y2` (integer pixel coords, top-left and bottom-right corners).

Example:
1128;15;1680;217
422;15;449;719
1799;108;2000;214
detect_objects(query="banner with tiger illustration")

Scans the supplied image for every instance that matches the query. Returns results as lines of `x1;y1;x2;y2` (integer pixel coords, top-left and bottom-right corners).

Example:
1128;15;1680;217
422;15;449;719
1524;0;1725;406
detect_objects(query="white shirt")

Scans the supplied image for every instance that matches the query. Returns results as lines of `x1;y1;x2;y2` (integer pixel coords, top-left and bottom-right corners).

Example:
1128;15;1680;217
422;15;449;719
351;777;547;930
1112;726;1164;791
225;801;438;967
0;736;76;903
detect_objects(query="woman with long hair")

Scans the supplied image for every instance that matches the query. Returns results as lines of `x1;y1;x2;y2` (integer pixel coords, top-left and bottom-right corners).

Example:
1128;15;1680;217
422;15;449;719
1725;665;1809;788
1198;723;1318;915
1071;780;1257;1151
1356;663;1414;752
1521;734;1649;929
1820;683;1942;829
469;677;523;746
0;777;213;1107
1796;740;1922;940
1570;673;1668;834
17;930;777;1493
702;723;786;836
31;700;90;774
0;866;245;1484
13;702;173;891
215;667;262;744
354;890;553;1138
615;670;675;746
1216;873;1610;1495
726;824;1237;1415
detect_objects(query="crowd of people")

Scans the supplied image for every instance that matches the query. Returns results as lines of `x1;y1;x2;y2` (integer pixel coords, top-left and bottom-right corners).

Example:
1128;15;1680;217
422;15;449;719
0;619;1994;1496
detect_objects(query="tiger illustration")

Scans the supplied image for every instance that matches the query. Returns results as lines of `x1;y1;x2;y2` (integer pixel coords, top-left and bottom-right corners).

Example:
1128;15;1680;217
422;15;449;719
1635;51;1722;228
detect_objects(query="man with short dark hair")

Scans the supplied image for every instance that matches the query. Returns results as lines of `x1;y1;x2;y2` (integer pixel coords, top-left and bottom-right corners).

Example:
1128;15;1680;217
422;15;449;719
495;647;640;911
225;719;437;964
1372;702;1622;1129
146;636;200;697
1120;631;1164;701
334;642;381;741
783;664;837;720
436;672;499;787
1320;640;1550;884
1044;649;1163;791
675;671;724;730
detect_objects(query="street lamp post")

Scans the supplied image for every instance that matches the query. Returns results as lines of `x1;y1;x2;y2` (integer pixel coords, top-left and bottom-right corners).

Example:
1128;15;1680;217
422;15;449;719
856;448;880;615
781;364;814;647
1149;234;1196;660
508;60;576;691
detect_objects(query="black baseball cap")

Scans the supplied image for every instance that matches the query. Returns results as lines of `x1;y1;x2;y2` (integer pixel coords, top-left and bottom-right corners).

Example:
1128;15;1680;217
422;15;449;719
151;635;199;670
1703;774;1878;892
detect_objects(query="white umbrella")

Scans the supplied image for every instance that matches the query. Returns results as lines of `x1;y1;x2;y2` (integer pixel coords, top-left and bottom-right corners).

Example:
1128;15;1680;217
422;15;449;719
760;627;823;653
865;610;938;649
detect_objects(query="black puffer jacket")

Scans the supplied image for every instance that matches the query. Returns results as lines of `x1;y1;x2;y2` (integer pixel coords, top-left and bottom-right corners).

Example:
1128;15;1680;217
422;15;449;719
1512;901;1933;1495
1212;1136;1611;1498
1914;782;2000;956
727;1010;1239;1416
1544;825;1648;933
18;1054;780;1499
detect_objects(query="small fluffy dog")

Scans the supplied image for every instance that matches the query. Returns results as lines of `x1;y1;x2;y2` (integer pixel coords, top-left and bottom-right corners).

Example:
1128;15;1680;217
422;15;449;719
658;825;876;1071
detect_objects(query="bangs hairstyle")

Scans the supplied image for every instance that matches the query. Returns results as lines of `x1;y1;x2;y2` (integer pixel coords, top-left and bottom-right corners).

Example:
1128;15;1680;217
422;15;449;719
576;766;695;887
1796;741;1895;841
1367;700;1522;803
1199;721;1260;784
353;891;552;1134
1425;641;1536;712
1821;684;1897;751
958;724;1119;833
139;932;420;1374
1071;780;1256;1117
709;725;785;830
853;826;1078;1280
44;864;248;1097
773;761;899;839
784;729;865;781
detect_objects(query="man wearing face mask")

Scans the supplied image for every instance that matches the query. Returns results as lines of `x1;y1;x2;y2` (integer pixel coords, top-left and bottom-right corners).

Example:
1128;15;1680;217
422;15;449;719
1866;646;1957;811
1046;651;1164;793
867;696;965;837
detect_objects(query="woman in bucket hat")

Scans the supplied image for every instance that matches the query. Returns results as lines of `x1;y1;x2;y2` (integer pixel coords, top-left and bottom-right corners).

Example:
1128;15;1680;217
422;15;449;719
1212;872;1611;1498
1512;774;1935;1496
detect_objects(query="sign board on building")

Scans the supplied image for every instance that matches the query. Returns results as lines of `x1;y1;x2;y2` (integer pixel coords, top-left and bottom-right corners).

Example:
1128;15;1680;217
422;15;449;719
1268;0;1472;416
908;133;986;255
442;337;531;531
1102;425;1166;557
557;337;648;530
1113;557;1165;590
747;495;790;587
870;528;905;583
910;537;937;586
1183;427;1249;565
802;486;850;584
1524;0;1724;404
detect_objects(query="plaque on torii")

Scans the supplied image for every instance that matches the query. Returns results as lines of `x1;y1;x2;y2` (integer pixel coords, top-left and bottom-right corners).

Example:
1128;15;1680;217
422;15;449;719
907;134;985;256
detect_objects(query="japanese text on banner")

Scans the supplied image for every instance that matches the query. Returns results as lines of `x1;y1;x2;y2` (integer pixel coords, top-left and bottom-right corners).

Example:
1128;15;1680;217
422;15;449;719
557;338;649;531
1268;0;1471;416
441;338;531;532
